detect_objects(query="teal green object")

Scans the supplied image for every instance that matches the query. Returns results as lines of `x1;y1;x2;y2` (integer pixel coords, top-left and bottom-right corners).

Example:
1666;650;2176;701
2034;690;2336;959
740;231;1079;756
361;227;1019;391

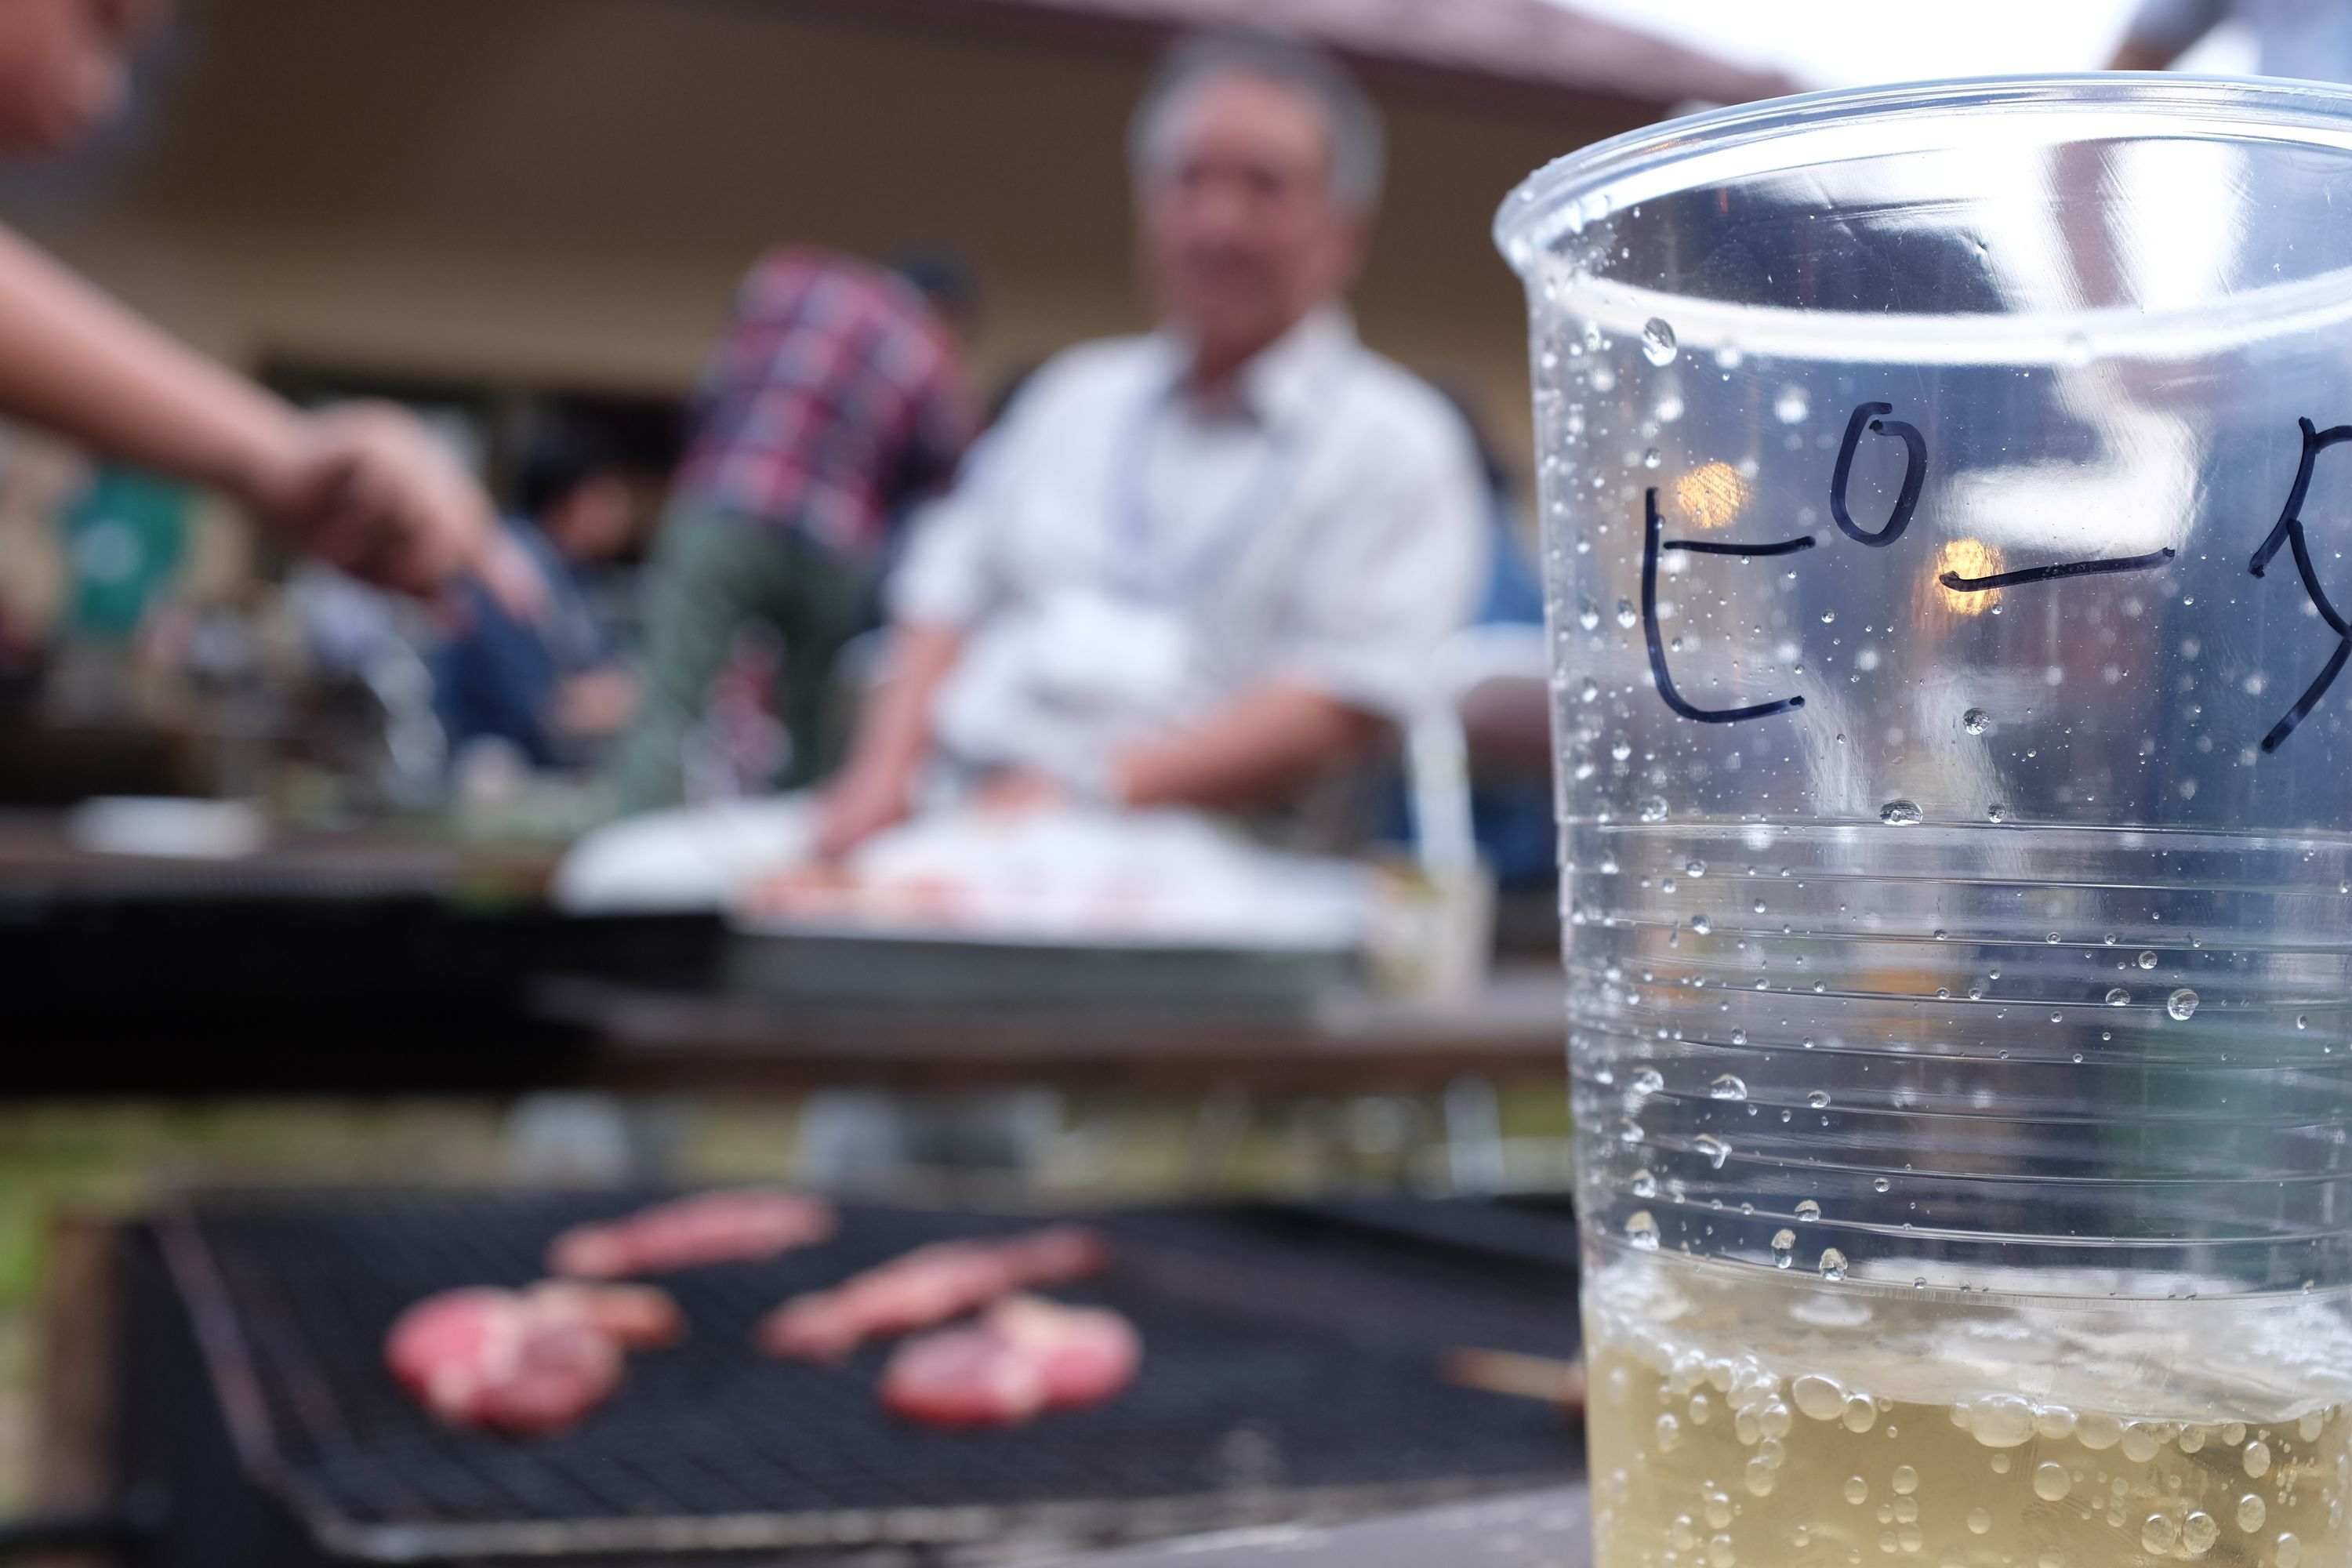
64;467;188;641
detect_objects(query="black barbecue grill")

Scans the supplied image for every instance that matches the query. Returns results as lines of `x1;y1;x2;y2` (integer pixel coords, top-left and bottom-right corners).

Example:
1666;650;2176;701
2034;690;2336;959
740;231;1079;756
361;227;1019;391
103;1192;1584;1566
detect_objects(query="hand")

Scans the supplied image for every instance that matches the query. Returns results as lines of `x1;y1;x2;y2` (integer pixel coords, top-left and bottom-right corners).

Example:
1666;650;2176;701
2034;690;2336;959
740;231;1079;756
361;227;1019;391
815;761;916;862
253;402;546;616
551;667;637;740
972;770;1069;816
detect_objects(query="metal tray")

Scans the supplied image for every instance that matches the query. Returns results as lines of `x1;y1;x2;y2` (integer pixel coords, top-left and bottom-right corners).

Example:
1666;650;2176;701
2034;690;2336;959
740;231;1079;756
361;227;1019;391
721;925;1353;1013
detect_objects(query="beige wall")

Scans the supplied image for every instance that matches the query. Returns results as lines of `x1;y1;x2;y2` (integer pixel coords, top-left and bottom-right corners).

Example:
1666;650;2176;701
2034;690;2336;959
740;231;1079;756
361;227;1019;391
13;0;1624;464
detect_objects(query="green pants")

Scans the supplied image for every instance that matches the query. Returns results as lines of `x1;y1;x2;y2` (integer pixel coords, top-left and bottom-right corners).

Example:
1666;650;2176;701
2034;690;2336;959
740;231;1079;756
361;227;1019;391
602;506;873;815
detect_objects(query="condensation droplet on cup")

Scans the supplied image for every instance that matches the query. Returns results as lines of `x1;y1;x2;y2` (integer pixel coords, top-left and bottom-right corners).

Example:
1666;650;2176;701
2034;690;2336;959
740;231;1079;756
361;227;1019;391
1806;1089;1831;1109
2169;988;2201;1022
1818;1247;1849;1281
1962;707;1991;735
1691;914;1714;935
1686;859;1708;877
1641;318;1679;365
1617;598;1638;628
2243;1439;2271;1478
2141;1515;2180;1555
2278;1534;2303;1568
1774;386;1810;424
1795;1198;1822;1221
1880;800;1923;826
1631;1068;1664;1096
1639;797;1670;823
2238;1494;2267;1532
1710;1073;1747;1101
1577;601;1600;631
1987;803;2007;823
1630;1168;1657;1197
2138;950;2158;969
1625;1210;1661;1249
1644;448;1662;469
2033;1462;2071;1501
1770;1228;1796;1268
1871;1177;1890;1193
1695;1134;1732;1169
2105;987;2131;1007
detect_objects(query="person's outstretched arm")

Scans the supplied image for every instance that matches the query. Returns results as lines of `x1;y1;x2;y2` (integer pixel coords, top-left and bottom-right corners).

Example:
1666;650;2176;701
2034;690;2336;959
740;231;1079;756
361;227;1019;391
0;223;530;605
1106;684;1385;809
815;621;964;858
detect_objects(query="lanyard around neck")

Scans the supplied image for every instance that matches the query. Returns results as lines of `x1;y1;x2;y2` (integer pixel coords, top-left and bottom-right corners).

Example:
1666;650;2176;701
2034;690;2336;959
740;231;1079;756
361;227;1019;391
1107;351;1348;604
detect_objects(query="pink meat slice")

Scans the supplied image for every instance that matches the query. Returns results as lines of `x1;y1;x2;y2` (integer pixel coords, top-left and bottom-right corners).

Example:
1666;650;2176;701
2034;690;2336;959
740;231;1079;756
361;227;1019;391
757;1226;1108;1362
546;1189;837;1279
880;1295;1142;1428
525;1280;684;1348
385;1286;626;1435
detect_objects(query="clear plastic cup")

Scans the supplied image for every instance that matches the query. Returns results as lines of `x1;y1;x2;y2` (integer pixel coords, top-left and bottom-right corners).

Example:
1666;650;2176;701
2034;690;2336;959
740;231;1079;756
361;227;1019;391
1497;76;2352;1568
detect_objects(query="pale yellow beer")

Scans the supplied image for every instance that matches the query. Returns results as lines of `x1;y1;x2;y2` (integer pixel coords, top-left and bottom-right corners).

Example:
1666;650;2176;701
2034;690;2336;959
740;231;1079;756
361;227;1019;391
1585;1247;2352;1568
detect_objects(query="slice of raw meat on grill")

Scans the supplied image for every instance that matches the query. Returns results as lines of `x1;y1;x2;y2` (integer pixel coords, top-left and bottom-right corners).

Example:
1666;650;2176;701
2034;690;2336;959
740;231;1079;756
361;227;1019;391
757;1225;1109;1363
384;1281;680;1434
880;1295;1142;1428
546;1189;837;1279
528;1280;684;1348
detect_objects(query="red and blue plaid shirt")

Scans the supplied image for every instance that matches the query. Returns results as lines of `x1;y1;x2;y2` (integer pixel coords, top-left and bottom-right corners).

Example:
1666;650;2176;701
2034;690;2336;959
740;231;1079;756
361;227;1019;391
676;248;975;560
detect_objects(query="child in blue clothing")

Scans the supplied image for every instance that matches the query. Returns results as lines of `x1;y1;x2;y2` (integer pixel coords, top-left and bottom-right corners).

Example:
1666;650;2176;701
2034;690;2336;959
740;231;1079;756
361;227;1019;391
435;423;638;771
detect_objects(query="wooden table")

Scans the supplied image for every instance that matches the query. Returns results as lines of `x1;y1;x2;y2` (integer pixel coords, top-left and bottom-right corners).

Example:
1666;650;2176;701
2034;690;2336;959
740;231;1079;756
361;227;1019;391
0;809;718;1093
0;807;561;903
534;962;1570;1094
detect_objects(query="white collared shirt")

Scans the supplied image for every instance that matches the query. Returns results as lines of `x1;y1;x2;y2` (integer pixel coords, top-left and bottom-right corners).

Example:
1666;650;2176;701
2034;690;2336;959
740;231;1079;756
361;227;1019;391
890;307;1487;782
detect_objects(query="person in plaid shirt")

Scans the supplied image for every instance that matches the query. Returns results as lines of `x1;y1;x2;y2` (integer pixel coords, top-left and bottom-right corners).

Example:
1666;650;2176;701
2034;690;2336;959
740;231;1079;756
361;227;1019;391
604;246;979;813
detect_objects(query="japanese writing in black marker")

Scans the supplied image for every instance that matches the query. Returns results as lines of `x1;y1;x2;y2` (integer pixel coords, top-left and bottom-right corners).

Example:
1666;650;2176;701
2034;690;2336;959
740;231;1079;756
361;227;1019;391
1642;487;1810;724
2247;416;2352;753
1639;399;2181;731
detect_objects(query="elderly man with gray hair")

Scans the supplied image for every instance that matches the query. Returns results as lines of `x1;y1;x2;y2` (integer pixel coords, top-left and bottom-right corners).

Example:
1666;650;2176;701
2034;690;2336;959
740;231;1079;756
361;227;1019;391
811;28;1487;855
558;31;1486;910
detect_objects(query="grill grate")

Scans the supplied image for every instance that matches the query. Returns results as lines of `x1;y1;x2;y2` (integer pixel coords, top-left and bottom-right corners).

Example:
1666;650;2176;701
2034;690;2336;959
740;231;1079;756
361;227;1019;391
154;1193;1584;1560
